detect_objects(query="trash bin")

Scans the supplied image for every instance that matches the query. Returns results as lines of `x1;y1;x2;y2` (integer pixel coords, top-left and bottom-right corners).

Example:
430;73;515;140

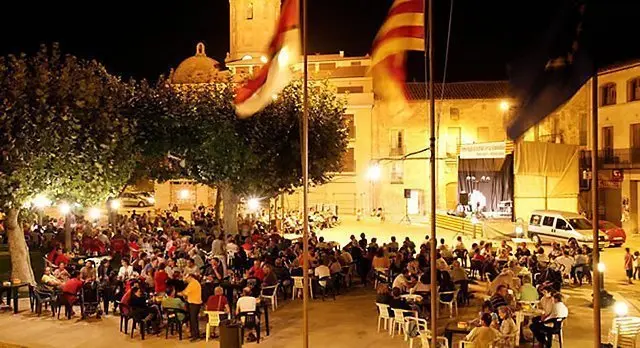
220;322;242;348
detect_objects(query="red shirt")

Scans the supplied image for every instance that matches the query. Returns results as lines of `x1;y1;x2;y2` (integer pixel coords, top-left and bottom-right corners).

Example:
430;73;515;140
206;294;228;312
249;266;265;281
154;270;169;293
54;253;70;266
61;278;83;303
625;253;634;270
129;241;140;258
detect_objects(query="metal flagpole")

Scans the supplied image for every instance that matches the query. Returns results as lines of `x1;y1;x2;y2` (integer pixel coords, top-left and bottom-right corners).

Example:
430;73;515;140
427;0;437;346
301;0;310;346
590;74;601;348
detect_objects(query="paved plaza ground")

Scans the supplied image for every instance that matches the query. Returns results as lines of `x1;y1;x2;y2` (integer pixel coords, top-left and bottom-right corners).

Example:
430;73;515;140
0;217;638;347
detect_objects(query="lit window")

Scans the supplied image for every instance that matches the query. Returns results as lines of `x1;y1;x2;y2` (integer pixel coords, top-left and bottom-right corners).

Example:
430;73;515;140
628;78;640;102
337;86;364;94
246;1;254;19
391;162;404;184
600;83;616;106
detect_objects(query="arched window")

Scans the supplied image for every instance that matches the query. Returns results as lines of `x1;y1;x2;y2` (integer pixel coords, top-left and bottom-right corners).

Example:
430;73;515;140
628;77;640;102
600;82;617;106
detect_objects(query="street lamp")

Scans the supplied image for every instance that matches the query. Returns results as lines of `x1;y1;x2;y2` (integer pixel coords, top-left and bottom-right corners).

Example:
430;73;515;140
247;197;260;212
179;189;191;200
499;100;510;112
88;207;101;221
32;194;51;209
367;163;381;182
260;55;268;64
614;301;629;317
110;199;121;210
58;202;71;216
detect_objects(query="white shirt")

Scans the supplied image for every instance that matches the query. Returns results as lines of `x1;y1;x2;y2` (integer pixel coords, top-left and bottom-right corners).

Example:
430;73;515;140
118;265;133;280
548;301;568;320
392;274;409;291
212;239;225;256
227;242;239;254
554;255;575;275
314;265;331;279
236;296;257;313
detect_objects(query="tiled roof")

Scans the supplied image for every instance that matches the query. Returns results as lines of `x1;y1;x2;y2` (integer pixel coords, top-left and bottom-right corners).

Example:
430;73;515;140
404;81;512;100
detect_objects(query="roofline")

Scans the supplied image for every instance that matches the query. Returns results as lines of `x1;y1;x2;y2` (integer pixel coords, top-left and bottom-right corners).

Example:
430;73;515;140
598;60;640;76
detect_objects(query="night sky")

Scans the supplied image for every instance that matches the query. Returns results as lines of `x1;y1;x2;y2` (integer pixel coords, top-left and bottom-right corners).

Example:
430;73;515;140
1;0;638;82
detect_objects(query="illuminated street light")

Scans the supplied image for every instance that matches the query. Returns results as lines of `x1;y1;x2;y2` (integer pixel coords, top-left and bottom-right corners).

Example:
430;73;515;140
58;203;71;215
242;55;253;61
179;189;191;200
260;55;268;64
367;163;381;182
32;194;52;209
88;207;101;221
597;262;606;273
499;100;510;112
614;301;629;317
247;198;260;212
110;199;121;210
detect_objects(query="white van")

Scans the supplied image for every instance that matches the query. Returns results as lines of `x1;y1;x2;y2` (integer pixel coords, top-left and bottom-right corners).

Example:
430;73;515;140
528;210;608;248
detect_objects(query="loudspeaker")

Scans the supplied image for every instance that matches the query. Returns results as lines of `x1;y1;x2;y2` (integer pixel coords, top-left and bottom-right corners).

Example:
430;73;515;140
459;192;469;205
404;189;412;199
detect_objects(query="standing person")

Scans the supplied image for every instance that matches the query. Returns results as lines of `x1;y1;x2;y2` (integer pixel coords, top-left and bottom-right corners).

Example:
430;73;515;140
625;248;634;284
634;251;640;280
179;273;202;342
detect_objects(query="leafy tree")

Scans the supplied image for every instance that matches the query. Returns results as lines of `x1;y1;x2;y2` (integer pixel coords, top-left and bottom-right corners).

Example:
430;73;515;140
0;44;136;284
134;78;347;233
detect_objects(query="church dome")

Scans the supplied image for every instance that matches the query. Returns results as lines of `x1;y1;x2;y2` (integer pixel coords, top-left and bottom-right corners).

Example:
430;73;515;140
171;43;221;84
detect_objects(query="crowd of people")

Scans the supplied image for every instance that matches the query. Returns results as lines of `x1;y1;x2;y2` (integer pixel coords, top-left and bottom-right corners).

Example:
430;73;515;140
369;234;574;348
31;206;352;342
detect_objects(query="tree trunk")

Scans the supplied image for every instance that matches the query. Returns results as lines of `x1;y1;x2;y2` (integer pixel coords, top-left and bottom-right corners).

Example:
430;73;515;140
6;208;36;285
213;187;222;222
221;184;239;235
64;214;72;251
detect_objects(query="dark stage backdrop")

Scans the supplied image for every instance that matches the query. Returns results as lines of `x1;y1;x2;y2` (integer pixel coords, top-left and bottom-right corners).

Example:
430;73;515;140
458;155;513;212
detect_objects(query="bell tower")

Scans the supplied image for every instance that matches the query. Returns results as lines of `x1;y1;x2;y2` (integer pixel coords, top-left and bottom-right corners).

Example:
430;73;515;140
228;0;281;62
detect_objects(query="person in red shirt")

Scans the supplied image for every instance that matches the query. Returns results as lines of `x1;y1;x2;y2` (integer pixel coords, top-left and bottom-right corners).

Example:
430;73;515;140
53;248;70;266
242;238;253;252
247;260;265;281
206;286;230;313
625;248;634;284
154;263;169;294
128;237;140;259
61;272;84;315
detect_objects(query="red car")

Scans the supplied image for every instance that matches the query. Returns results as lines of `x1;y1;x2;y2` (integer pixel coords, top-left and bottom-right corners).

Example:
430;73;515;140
598;220;626;246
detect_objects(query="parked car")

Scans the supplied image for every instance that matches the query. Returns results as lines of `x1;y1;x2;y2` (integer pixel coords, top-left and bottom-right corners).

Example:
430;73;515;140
119;192;155;207
598;220;626;247
528;210;608;248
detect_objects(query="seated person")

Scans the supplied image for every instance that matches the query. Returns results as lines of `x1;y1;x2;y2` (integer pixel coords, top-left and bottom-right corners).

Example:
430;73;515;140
41;267;62;288
53;262;70;282
262;265;278;287
130;286;160;334
375;284;392;305
497;306;518;348
162;287;187;321
450;260;468;282
206;286;230;314
372;249;391;269
471;301;499;327
465;313;501;348
489;268;517;295
80;260;97;282
60;271;84;315
489;285;510;311
530;293;568;348
388;287;411;311
236;287;257;315
438;271;456;302
519;275;539;302
391;269;410;293
246;260;265;281
412;274;431;294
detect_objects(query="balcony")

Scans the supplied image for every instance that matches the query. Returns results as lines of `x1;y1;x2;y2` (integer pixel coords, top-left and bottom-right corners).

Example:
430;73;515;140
389;147;405;157
580;148;640;169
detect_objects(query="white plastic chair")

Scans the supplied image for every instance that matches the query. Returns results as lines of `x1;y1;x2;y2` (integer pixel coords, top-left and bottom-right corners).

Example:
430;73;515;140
459;342;475;348
419;331;450;348
204;311;225;342
390;308;417;337
260;283;280;311
439;290;459;318
610;316;640;348
291;276;313;299
374;268;389;288
375;303;392;334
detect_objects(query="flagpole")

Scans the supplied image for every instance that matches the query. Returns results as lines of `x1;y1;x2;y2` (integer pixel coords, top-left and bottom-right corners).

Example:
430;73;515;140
426;0;437;346
590;73;601;348
301;0;310;346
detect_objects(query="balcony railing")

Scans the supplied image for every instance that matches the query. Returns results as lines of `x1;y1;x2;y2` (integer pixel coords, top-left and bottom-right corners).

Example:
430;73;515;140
389;147;405;157
580;148;640;169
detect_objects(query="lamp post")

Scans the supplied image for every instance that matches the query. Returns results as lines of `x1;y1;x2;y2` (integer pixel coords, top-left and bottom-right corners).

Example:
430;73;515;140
593;262;613;307
109;199;121;235
367;163;381;215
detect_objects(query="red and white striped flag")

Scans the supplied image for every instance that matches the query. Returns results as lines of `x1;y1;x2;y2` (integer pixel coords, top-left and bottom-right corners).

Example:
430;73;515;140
370;0;425;116
234;0;301;118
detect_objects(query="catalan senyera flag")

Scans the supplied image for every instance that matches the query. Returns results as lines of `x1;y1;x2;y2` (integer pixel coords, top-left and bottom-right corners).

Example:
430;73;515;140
234;0;300;118
370;0;425;116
